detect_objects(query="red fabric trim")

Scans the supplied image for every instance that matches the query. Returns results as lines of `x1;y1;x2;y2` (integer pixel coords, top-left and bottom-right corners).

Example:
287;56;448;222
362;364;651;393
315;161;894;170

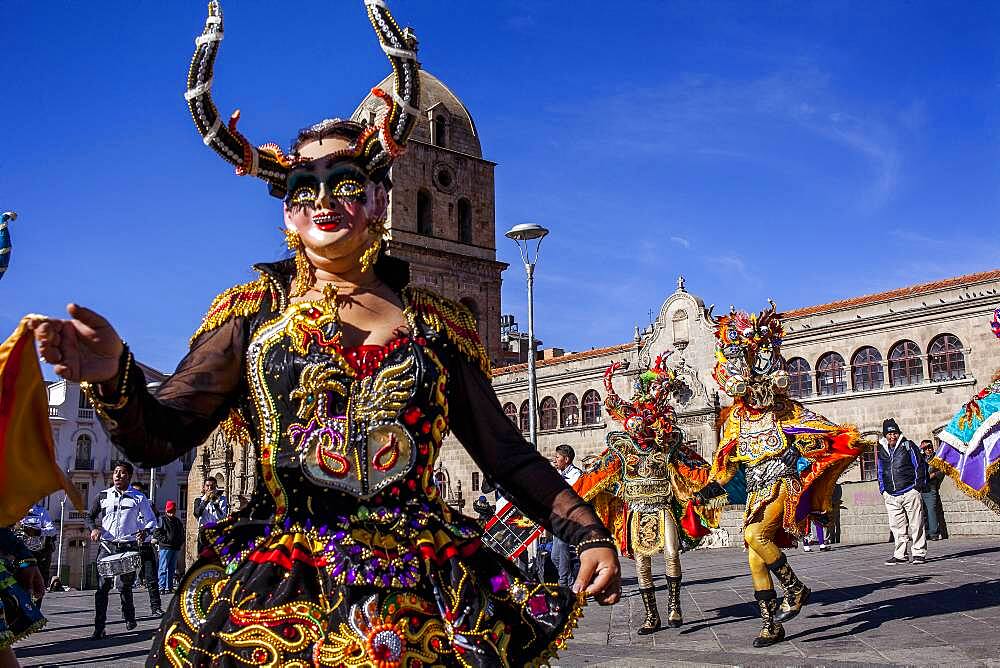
680;501;711;540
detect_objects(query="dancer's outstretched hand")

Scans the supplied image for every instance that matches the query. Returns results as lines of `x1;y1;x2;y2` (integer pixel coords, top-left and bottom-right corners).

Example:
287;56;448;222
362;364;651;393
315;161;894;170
29;304;123;383
574;547;621;605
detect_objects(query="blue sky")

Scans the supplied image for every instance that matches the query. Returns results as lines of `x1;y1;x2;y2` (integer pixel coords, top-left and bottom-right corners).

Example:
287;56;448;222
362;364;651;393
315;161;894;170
2;2;1000;373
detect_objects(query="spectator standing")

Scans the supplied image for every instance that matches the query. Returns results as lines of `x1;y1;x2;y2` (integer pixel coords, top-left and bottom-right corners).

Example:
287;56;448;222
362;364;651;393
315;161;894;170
472;495;495;522
549;444;583;587
920;440;946;540
876;419;929;565
193;478;228;549
153;500;185;593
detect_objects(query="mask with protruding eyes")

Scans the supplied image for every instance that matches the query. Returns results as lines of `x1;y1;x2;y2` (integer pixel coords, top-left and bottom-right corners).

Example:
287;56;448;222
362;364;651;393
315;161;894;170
285;162;370;210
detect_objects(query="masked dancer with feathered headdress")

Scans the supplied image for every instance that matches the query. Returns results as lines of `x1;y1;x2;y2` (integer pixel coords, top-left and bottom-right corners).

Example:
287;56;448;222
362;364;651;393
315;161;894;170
26;2;620;664
692;303;862;648
574;354;720;634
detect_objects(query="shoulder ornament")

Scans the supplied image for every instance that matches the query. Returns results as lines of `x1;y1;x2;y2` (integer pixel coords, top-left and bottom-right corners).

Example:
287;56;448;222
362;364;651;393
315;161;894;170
190;274;276;345
404;287;491;378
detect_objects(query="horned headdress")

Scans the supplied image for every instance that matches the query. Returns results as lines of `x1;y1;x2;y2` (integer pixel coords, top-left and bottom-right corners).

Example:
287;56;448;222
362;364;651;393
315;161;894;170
711;300;789;405
185;0;420;199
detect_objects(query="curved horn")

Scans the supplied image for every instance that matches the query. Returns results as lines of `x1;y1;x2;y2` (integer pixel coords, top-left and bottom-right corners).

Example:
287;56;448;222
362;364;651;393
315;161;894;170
0;211;15;280
603;361;629;423
361;0;421;180
185;2;290;197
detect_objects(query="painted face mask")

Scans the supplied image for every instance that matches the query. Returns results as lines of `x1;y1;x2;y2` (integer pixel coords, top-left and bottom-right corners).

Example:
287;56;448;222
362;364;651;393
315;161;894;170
604;353;685;449
712;301;790;409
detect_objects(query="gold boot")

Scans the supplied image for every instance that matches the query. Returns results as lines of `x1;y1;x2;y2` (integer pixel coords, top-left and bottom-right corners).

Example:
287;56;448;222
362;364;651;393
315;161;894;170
636;587;661;635
752;589;785;648
666;576;682;628
769;554;811;623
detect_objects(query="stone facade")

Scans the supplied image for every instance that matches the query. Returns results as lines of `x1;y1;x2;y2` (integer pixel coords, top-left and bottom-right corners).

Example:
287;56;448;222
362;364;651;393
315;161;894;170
437;271;1000;538
352;71;507;364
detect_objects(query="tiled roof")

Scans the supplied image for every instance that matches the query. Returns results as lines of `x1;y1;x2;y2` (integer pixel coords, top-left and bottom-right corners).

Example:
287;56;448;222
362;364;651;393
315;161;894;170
492;343;633;376
782;269;1000;319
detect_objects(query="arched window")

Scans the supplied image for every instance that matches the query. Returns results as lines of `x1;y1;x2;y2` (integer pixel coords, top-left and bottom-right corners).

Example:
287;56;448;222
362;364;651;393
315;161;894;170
889;340;923;387
432;115;447;147
581;390;602;425
75;434;93;470
929;334;966;381
816;352;847;396
560;393;579;428
457;198;472;244
519;400;530;434
417;190;433;236
503;402;517;426
539;397;557;431
851;346;884;391
786;358;812;398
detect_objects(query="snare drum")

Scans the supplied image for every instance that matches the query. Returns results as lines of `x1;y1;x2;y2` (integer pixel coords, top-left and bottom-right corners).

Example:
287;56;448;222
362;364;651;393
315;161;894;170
97;551;141;578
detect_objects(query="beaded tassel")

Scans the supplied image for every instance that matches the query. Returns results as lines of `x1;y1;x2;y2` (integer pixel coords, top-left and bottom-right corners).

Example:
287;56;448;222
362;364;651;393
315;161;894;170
285;229;313;297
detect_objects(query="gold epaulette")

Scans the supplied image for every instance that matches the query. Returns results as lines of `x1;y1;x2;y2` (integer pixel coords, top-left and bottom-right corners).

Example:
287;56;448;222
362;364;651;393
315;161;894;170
405;287;491;378
190;275;275;345
218;408;252;446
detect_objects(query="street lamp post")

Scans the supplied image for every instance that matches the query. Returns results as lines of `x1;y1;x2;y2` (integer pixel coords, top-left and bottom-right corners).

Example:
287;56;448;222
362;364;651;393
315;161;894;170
504;223;549;449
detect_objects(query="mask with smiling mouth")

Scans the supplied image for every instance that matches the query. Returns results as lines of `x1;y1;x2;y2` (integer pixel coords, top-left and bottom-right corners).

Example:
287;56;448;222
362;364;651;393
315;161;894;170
711;300;789;409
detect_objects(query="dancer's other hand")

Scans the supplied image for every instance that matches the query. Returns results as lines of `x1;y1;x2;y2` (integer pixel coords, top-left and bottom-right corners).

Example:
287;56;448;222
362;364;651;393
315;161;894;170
574;547;621;605
29;304;123;383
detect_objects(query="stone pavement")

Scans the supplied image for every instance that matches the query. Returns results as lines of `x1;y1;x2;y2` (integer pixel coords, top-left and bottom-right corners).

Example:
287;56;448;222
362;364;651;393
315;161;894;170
11;537;1000;667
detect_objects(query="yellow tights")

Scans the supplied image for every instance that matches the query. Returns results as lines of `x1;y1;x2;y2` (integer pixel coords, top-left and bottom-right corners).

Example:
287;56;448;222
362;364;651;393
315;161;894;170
744;483;788;591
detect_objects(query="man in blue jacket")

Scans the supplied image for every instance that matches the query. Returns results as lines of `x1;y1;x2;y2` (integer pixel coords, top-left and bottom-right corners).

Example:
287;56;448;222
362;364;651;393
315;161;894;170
876;418;928;565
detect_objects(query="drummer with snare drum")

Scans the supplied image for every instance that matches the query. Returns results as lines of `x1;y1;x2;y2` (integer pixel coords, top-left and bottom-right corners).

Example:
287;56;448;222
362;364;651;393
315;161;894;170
85;460;156;640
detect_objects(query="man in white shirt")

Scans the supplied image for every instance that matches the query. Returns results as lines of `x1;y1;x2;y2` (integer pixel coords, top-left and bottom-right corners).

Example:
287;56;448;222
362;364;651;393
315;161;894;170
550;444;583;586
85;461;155;639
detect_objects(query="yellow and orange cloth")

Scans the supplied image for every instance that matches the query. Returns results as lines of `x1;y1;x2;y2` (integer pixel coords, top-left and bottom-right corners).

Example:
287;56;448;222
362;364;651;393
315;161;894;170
0;317;84;525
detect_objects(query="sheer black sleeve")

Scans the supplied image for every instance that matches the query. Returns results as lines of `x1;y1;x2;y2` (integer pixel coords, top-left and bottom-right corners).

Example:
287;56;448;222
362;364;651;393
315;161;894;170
446;353;611;547
89;317;247;468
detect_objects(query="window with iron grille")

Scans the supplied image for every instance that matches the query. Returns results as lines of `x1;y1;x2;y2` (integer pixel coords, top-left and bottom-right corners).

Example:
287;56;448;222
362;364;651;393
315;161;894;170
503;403;517;426
859;442;878;481
851;346;884;391
889;340;923;387
539;397;558;431
471;472;480;492
519;400;530;434
560;394;579;427
786;358;812;398
928;334;965;381
816;352;847;396
581;390;602;425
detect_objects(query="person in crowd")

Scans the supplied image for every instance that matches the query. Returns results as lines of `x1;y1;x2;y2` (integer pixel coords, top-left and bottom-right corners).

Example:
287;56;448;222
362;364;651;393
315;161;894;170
85;461;156;639
876;419;928;565
16;503;56;585
550;444;583;588
0;525;47;666
472;494;495;522
129;482;163;616
192;478;228;551
153;500;184;594
920;440;946;540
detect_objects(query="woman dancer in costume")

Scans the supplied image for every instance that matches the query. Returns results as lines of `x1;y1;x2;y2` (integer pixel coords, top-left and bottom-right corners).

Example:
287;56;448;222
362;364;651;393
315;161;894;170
932;308;1000;513
693;303;862;647
0;527;46;668
575;355;719;634
28;2;620;665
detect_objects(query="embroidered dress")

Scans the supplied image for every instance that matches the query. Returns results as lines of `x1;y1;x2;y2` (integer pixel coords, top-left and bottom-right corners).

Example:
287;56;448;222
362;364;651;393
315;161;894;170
0;527;45;649
89;260;606;667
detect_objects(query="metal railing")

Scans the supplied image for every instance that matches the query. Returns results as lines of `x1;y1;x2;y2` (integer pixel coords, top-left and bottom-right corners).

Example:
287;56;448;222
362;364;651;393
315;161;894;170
78;408;95;420
73;458;94;471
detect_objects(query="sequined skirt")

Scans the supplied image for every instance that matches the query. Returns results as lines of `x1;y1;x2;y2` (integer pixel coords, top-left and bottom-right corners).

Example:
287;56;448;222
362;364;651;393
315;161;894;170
148;515;583;667
0;558;46;649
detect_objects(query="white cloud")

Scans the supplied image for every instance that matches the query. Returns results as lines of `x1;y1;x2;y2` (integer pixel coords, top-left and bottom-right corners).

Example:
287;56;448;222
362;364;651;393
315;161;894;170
670;236;691;248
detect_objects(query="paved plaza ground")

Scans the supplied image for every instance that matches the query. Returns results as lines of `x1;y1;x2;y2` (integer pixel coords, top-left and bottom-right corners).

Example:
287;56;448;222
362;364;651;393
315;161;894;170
11;536;1000;667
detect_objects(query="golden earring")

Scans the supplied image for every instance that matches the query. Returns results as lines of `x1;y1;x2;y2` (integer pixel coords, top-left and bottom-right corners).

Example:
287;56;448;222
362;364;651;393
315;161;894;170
359;219;388;274
284;229;313;297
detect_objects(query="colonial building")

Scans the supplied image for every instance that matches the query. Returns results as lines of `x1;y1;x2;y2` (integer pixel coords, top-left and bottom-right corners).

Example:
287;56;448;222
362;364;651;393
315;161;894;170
437;270;1000;540
352;70;507;365
44;366;195;588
